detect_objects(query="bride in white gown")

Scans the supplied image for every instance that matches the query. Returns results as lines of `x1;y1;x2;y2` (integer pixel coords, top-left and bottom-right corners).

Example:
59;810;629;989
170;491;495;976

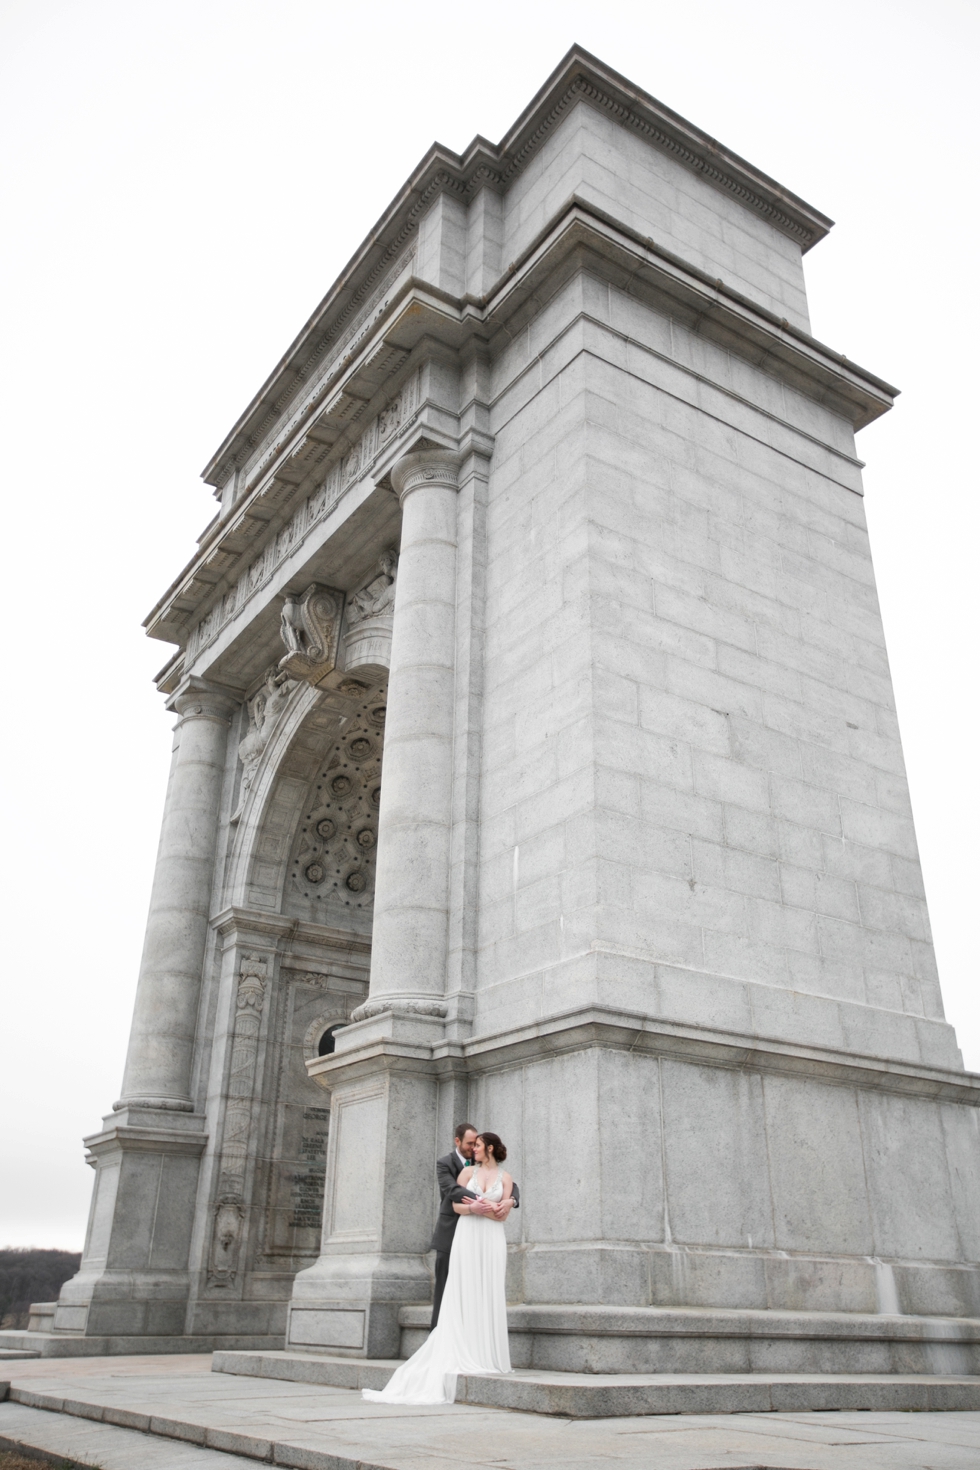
363;1131;513;1406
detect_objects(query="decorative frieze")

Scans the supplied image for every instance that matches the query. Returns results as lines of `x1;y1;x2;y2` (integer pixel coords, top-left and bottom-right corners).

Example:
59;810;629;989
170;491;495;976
185;372;420;666
207;953;269;1288
239;244;418;490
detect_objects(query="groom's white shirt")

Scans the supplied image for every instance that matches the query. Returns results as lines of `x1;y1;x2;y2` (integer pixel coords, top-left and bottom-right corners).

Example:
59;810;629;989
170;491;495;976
454;1148;467;1169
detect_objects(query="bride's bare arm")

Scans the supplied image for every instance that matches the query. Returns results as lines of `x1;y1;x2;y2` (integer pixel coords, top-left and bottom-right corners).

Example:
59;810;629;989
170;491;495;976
453;1166;476;1215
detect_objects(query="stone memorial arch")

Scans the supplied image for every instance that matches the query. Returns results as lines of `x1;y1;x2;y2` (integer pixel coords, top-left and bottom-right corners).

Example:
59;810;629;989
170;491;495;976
23;46;980;1389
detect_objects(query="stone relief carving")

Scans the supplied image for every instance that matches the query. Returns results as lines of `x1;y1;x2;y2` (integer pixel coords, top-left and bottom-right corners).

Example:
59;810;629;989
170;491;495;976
208;953;269;1288
233;668;295;821
185;367;421;667
343;551;397;672
262;972;365;1255
285;692;385;921
243;246;417;491
346;551;398;627
277;583;343;686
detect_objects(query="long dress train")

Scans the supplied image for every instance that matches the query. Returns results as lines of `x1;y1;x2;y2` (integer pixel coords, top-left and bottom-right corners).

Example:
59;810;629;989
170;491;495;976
362;1169;512;1405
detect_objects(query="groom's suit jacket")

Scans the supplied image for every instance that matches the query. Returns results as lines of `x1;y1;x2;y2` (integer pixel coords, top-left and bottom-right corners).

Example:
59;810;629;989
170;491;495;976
429;1150;520;1254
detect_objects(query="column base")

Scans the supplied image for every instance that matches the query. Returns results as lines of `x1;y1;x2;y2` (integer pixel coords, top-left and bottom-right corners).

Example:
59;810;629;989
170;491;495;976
52;1106;207;1341
287;1250;434;1359
288;1010;448;1358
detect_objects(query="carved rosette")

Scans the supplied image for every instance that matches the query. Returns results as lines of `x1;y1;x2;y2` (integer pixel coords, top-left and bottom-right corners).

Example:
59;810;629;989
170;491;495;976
286;692;385;917
208;953;269;1287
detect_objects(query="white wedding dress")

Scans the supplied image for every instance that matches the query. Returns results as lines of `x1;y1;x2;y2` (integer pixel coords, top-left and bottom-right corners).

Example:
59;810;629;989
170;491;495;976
362;1168;512;1405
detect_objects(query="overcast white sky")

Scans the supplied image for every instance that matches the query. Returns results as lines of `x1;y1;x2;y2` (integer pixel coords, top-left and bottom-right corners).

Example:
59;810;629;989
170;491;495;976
1;0;977;1251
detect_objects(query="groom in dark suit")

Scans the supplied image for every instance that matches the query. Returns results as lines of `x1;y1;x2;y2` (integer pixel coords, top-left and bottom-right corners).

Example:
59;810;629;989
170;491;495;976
429;1121;520;1328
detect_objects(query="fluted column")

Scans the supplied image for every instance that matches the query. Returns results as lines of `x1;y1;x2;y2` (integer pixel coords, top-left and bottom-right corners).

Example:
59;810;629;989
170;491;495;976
364;447;461;1010
117;678;236;1110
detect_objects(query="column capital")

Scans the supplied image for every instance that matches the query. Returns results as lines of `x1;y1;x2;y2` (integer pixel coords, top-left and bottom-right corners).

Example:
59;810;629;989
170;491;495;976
169;676;238;726
390;447;462;504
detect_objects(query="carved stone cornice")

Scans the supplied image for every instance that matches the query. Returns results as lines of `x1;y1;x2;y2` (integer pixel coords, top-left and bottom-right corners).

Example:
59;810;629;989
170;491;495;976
83;1122;209;1160
212;907;374;968
199;46;831;498
306;1003;980;1108
146;192;896;663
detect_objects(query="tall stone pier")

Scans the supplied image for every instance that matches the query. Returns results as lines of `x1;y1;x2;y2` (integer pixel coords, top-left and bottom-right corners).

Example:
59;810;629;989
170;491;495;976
25;48;980;1383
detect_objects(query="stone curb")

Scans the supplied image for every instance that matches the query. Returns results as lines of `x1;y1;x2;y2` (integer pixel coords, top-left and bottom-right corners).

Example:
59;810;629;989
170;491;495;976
7;1389;395;1469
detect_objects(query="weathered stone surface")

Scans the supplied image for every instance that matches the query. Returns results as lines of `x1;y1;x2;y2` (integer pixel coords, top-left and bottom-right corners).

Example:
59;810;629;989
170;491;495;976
35;45;979;1387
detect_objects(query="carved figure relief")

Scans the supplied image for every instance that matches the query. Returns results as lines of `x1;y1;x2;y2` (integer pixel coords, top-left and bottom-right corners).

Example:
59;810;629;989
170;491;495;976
277;583;343;686
343;551;397;673
376;394;402;442
345;550;397;627
207;954;269;1287
284;692;385;927
233;668;295;820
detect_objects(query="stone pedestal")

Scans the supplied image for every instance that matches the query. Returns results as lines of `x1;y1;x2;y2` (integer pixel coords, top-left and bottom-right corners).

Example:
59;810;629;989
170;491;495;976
285;1022;444;1358
51;1107;208;1340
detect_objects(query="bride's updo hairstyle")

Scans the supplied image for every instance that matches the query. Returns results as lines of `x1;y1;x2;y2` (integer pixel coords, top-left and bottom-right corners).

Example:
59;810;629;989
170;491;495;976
477;1131;507;1162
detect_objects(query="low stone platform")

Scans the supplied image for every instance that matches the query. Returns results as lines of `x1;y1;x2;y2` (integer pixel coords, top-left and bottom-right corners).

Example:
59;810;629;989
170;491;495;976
215;1347;980;1417
3;1353;980;1470
399;1302;980;1376
0;1328;283;1359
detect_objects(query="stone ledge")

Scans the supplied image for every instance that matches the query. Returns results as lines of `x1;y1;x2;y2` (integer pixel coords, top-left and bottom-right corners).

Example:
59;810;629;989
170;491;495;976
399;1302;980;1341
0;1330;284;1360
211;1350;980;1418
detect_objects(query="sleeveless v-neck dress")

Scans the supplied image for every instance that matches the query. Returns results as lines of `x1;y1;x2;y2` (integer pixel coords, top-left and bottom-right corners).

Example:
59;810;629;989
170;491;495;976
363;1167;512;1404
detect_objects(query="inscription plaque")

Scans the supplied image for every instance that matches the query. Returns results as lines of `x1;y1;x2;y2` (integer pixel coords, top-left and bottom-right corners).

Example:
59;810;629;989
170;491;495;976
289;1107;329;1228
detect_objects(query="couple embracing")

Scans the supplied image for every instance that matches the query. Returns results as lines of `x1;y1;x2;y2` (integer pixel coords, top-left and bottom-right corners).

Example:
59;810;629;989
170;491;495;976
364;1123;516;1405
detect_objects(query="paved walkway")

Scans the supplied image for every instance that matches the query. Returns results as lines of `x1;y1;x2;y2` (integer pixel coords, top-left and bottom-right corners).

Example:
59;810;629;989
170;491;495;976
2;1354;980;1469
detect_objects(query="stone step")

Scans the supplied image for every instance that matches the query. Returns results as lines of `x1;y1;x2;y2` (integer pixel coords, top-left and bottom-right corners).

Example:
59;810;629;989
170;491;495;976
398;1303;980;1376
0;1350;41;1360
0;1333;47;1354
212;1348;980;1417
0;1329;284;1359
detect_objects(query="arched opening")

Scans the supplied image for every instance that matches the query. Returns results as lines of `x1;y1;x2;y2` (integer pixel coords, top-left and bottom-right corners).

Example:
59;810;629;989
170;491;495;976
317;1023;346;1057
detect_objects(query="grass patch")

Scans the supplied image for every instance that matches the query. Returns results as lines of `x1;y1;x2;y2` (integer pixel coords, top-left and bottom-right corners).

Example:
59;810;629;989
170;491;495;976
0;1449;101;1469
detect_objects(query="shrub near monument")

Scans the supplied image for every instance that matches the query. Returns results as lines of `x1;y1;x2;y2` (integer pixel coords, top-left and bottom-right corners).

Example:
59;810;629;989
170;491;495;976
0;1249;80;1330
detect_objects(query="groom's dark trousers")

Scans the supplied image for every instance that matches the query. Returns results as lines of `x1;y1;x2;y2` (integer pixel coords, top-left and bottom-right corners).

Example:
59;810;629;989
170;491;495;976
429;1152;520;1329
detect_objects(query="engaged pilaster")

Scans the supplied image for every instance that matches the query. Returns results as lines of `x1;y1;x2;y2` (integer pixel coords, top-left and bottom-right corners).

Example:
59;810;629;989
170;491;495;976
357;447;461;1018
117;678;236;1111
